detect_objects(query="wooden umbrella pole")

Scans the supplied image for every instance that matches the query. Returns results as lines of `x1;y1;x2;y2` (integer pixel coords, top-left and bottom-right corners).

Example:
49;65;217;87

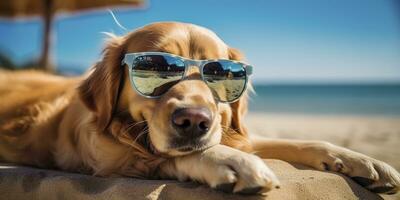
40;0;55;72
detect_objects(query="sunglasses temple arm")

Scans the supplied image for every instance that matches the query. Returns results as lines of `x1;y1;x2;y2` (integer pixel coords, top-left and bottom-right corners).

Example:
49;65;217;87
246;65;253;75
121;55;127;66
121;54;136;67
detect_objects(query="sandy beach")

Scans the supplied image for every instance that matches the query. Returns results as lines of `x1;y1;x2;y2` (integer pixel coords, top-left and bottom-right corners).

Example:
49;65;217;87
246;112;400;200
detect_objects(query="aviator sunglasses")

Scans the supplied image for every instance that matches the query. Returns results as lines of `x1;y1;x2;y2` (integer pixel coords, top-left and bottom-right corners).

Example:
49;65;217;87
122;52;253;103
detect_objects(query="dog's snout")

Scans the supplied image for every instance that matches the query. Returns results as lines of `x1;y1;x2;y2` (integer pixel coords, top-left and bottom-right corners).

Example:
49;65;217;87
171;107;212;137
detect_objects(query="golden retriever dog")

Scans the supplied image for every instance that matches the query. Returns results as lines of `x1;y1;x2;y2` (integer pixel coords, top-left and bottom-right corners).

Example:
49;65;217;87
0;22;399;195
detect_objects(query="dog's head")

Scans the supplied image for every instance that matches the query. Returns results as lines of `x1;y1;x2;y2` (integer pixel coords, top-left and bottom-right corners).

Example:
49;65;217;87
79;22;251;157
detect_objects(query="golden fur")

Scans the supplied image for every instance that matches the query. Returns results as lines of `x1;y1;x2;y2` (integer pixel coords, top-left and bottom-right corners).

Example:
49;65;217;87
0;22;249;175
0;22;399;194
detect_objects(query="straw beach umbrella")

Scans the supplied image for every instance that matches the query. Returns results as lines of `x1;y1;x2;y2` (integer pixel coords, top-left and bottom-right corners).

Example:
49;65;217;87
0;0;145;72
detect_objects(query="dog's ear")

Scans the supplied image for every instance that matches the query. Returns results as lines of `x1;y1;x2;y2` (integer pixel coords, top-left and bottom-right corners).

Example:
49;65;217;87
78;36;126;132
228;47;248;136
222;48;252;152
228;47;244;61
230;95;249;137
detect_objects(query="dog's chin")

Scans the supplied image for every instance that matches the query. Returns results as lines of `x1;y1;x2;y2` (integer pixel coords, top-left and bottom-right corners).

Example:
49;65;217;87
150;135;219;157
165;145;210;157
170;139;215;156
168;128;225;156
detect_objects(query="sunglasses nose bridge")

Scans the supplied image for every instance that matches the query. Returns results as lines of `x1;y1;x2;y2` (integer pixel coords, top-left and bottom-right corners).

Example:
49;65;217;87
184;60;202;75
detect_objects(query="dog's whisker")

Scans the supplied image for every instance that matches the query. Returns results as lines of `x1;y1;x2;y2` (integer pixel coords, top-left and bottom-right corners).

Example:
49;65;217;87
118;120;148;144
118;128;149;146
117;118;150;143
133;130;149;143
220;125;239;134
125;120;147;131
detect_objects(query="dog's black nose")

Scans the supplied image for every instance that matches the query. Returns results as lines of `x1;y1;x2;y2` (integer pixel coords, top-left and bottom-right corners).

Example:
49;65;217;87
171;107;212;138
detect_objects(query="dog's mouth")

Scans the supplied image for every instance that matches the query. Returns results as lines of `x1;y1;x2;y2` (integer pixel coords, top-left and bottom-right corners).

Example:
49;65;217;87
146;130;214;156
174;140;212;152
176;146;195;152
169;134;214;153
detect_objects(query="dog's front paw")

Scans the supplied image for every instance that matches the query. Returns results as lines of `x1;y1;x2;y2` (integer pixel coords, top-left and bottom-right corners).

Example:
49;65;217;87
200;147;280;194
351;160;400;195
311;142;400;195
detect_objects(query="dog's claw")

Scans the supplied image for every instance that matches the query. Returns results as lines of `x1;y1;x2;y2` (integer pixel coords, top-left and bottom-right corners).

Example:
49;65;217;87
352;176;375;187
236;186;264;195
216;183;235;193
369;185;395;194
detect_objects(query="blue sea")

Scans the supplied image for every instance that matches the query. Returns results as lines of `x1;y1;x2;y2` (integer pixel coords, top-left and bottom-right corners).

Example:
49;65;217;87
249;84;400;116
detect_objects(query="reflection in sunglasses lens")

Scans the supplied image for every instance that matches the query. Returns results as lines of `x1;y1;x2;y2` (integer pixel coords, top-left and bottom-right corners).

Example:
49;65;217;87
203;61;247;102
131;55;185;96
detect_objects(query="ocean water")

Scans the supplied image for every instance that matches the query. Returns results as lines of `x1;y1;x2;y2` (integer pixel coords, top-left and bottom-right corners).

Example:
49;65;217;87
249;84;400;116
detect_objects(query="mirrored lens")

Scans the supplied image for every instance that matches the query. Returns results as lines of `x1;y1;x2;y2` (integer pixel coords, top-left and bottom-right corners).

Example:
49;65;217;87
203;61;247;102
131;55;185;96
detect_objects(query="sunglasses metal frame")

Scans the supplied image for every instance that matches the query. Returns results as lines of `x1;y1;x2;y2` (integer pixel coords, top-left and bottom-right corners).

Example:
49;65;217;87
122;52;253;103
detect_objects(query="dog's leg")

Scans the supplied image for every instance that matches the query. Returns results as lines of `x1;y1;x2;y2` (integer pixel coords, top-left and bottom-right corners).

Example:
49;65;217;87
251;137;400;194
159;144;280;194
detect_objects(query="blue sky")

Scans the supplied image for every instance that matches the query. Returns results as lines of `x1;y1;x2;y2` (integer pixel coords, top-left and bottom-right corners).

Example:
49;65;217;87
0;0;399;84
